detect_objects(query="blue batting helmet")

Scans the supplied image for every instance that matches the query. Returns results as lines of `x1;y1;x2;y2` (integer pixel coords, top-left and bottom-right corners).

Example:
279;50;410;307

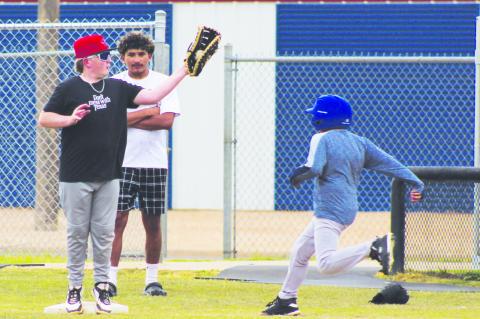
305;95;352;131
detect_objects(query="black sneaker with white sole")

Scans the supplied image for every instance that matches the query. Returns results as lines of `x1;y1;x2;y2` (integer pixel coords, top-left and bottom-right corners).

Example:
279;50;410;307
261;296;300;316
370;233;392;275
65;286;83;314
92;282;112;314
144;282;167;296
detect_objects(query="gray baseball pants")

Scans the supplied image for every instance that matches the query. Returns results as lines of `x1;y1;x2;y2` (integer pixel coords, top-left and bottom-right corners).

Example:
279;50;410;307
60;180;119;287
278;217;372;299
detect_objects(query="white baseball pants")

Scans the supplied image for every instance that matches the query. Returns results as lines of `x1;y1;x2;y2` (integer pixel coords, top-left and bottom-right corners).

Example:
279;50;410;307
278;217;373;299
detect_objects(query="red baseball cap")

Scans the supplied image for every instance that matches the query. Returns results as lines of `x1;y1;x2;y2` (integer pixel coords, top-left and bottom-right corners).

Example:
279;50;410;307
73;34;113;59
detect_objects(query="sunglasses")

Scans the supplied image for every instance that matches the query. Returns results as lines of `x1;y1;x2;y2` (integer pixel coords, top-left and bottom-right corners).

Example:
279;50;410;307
86;51;111;61
96;51;111;61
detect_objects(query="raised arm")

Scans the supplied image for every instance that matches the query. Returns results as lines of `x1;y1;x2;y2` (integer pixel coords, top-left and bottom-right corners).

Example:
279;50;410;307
133;67;188;106
133;26;220;105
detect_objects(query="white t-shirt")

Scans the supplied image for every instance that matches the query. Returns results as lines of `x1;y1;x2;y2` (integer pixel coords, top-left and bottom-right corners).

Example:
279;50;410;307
112;70;180;169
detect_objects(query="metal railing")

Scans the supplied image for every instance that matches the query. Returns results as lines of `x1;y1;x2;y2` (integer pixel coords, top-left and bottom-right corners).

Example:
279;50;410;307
391;167;480;273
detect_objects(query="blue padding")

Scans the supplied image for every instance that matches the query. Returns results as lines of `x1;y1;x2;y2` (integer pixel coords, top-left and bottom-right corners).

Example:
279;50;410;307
275;4;477;212
277;4;478;56
275;63;475;212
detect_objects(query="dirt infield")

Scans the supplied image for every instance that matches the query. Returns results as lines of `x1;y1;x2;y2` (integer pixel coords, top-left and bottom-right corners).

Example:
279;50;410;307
0;208;475;261
1;208;389;259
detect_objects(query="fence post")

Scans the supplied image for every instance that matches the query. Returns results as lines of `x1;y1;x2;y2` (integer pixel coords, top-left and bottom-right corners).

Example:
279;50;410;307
474;16;480;269
391;179;406;274
154;10;169;75
224;44;235;258
154;10;169;260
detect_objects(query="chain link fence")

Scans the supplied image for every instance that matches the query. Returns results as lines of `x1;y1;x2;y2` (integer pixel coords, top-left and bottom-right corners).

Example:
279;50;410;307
2;21;480;266
0;17;157;259
405;180;479;271
391;167;480;272
226;53;476;261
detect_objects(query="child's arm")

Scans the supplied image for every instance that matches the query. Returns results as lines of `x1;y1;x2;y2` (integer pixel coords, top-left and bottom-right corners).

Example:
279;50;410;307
289;133;327;188
289;166;316;188
364;139;424;195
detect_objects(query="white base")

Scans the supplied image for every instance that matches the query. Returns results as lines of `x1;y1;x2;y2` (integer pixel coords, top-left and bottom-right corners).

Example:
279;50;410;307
44;301;128;314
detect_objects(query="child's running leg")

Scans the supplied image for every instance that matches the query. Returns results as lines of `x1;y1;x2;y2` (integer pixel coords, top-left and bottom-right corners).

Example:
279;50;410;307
313;217;371;275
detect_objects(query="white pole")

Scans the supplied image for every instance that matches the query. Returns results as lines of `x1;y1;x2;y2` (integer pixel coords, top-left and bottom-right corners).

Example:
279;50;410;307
154;10;169;261
154;10;169;75
223;44;235;258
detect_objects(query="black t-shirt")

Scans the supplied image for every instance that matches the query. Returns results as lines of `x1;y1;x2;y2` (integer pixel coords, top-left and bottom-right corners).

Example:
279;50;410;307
44;76;142;182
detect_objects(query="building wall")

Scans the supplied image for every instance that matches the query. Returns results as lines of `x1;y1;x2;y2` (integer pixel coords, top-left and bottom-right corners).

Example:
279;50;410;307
170;2;277;209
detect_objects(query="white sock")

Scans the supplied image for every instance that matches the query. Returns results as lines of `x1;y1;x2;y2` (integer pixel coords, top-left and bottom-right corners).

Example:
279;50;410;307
68;285;82;290
98;282;109;290
145;263;159;286
108;266;118;286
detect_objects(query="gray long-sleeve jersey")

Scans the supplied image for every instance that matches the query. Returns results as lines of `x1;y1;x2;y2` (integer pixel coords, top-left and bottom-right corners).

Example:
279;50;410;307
302;129;424;226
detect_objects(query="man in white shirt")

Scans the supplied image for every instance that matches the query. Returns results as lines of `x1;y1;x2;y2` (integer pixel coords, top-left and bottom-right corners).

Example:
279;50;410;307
108;31;180;297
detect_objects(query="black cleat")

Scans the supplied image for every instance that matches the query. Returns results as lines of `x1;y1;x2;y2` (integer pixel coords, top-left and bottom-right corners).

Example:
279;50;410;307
370;233;392;275
144;282;167;296
261;296;300;316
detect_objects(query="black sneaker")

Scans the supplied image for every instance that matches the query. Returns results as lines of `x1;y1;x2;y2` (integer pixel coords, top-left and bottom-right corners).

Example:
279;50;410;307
65;286;83;314
261;296;300;316
370;233;392;275
107;282;117;297
144;282;167;296
92;282;112;314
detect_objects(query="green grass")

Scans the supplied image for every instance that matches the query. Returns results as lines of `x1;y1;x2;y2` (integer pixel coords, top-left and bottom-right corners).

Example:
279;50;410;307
0;255;66;264
389;270;480;287
1;267;480;318
0;254;291;264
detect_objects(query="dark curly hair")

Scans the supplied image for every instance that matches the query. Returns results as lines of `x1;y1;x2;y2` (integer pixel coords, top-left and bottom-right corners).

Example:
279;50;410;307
117;31;155;56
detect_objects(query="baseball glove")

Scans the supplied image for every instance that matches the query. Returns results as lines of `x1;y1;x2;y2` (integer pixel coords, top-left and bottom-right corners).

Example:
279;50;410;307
369;283;409;304
185;26;221;76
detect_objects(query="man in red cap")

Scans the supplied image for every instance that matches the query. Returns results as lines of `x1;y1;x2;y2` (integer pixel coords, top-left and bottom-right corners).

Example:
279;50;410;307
38;33;190;314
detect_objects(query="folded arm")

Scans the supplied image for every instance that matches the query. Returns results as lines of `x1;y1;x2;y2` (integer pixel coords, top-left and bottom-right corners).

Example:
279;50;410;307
131;112;175;131
127;107;160;126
